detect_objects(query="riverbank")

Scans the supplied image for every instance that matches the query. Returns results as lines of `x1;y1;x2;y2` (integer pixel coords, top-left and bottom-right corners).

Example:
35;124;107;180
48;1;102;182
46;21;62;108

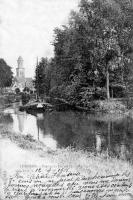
0;125;48;152
0;94;132;115
0;94;21;108
46;97;133;114
0;127;133;172
19;97;129;114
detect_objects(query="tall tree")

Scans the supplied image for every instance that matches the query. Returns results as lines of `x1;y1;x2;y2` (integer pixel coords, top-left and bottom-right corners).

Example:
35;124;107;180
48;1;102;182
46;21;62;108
34;57;51;97
0;59;13;90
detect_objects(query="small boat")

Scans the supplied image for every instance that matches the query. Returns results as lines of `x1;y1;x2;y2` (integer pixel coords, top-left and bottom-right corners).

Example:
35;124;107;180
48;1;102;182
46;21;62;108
19;101;53;112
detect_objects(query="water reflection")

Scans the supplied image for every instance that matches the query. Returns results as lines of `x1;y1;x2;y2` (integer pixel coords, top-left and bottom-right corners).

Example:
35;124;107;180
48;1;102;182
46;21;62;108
2;105;133;162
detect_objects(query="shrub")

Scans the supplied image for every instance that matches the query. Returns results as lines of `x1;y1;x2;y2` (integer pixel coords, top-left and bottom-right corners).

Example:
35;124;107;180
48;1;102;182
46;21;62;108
92;100;126;113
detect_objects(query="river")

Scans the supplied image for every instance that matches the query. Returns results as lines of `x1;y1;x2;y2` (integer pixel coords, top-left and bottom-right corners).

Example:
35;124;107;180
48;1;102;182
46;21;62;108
0;102;133;163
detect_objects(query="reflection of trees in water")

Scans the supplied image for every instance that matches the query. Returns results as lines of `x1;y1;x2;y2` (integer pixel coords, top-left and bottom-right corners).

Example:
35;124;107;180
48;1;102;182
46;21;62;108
105;119;133;161
0;113;13;124
37;112;76;147
36;112;99;150
0;113;13;132
36;111;133;161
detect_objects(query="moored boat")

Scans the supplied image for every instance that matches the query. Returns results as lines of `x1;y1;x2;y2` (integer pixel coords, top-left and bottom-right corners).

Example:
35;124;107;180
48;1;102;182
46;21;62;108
19;101;53;112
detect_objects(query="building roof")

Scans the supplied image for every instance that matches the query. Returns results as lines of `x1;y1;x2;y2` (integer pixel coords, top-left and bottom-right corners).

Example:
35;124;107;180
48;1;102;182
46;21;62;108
12;77;34;90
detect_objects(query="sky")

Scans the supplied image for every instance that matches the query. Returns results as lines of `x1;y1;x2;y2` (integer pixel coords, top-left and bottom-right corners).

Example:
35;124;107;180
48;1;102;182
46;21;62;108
0;0;79;77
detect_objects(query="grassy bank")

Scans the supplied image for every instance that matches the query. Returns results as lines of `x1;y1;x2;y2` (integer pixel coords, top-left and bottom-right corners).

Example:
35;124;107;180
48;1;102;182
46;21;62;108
0;127;46;152
0;127;132;170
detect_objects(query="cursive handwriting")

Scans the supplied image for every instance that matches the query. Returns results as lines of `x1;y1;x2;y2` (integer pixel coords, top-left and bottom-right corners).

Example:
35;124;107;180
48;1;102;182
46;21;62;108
2;166;133;200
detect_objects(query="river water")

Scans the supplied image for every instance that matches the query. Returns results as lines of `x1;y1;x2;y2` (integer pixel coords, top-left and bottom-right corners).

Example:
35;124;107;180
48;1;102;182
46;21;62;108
1;102;133;162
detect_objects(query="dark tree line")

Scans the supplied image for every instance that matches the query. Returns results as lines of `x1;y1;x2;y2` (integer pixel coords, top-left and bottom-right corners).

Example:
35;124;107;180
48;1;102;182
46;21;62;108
34;0;133;107
0;59;13;90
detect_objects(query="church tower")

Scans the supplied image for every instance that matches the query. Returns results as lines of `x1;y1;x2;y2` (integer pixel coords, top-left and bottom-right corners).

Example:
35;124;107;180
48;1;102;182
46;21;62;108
13;56;33;92
16;56;25;80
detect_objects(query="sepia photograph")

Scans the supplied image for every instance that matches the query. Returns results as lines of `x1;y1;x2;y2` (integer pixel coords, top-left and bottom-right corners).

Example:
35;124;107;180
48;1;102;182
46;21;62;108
0;0;133;199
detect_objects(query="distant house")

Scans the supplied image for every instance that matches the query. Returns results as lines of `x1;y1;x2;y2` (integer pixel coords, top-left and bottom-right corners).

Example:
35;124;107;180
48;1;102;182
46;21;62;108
12;56;35;93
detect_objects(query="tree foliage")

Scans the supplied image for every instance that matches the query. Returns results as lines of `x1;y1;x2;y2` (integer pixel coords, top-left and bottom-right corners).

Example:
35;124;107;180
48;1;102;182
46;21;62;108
34;58;51;96
49;0;133;105
15;88;20;94
0;59;13;89
35;0;133;106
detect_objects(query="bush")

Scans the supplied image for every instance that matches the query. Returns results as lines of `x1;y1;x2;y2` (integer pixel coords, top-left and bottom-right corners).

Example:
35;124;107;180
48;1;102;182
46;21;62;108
49;86;64;98
23;87;30;93
15;88;20;94
49;84;80;104
90;100;126;113
79;87;106;107
79;87;94;107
